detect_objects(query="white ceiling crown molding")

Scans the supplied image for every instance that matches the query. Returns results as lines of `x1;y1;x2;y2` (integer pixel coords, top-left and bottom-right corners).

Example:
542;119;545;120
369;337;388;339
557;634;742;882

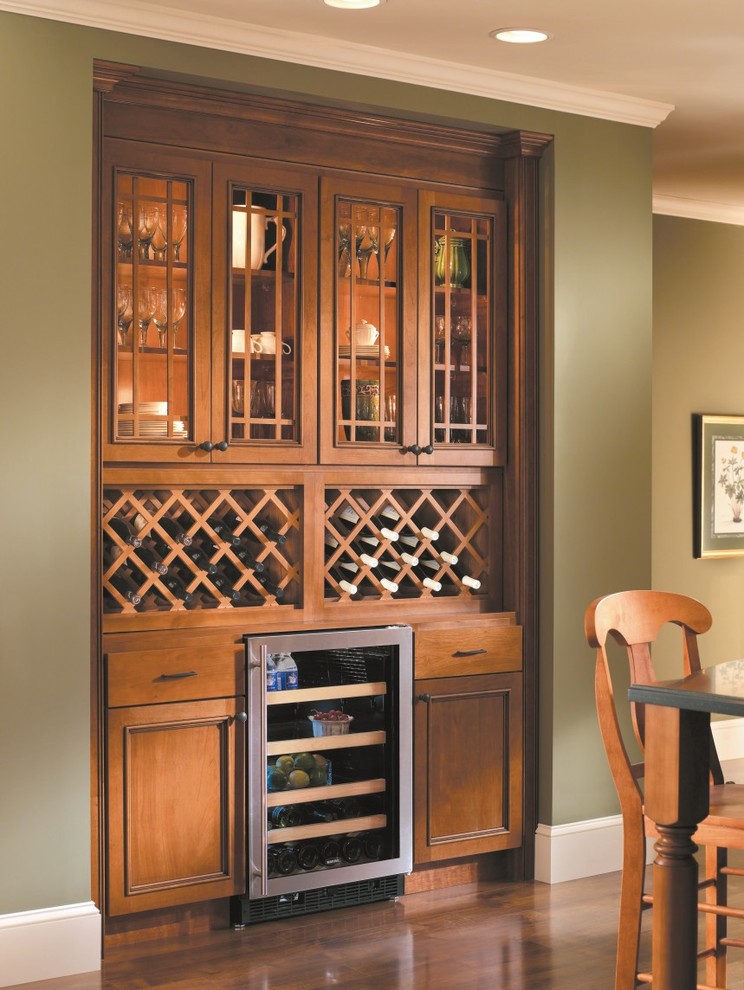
0;0;673;128
653;195;744;227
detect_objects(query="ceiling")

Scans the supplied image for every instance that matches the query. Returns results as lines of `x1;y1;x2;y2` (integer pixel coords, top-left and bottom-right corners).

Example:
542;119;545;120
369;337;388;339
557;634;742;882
5;0;744;223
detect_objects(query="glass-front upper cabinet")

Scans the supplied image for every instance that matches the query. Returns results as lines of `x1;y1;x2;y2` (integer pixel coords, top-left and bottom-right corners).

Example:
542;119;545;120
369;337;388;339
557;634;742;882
213;161;318;464
320;179;417;466
102;144;212;464
421;191;507;468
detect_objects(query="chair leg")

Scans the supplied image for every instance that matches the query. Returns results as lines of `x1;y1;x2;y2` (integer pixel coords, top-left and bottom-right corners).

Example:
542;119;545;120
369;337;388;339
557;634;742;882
704;844;727;989
615;821;647;990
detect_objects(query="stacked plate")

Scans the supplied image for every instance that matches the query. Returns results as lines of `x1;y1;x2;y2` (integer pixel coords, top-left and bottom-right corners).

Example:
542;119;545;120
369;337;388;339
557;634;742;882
118;402;187;438
338;345;391;360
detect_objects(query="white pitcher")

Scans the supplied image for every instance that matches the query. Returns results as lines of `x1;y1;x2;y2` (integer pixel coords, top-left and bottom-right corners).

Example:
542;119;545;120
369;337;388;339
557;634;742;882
232;211;287;270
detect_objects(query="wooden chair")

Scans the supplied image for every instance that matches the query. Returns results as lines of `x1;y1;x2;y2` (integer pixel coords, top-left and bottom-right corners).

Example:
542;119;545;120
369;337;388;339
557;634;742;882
585;589;744;990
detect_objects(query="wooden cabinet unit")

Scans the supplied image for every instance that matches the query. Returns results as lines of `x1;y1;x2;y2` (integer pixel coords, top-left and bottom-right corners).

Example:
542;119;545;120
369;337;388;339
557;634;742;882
94;62;547;933
105;644;246;915
413;620;523;863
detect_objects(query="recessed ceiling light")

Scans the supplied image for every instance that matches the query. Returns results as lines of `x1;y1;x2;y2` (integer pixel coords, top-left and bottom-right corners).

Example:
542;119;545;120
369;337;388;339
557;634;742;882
491;28;551;44
324;0;384;8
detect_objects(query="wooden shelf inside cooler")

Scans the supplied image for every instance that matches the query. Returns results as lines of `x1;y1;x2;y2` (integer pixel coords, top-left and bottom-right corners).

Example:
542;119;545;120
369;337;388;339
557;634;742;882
267;682;387;706
266;778;386;808
266;731;386;755
267;814;387;845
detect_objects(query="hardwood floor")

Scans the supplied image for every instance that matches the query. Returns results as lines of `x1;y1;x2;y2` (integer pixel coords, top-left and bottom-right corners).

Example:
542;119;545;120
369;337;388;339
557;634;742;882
7;873;633;990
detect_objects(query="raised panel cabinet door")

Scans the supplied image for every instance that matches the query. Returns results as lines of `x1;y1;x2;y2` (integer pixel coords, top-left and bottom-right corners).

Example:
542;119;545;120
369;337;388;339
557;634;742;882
106;697;246;915
413;672;522;863
101;140;213;464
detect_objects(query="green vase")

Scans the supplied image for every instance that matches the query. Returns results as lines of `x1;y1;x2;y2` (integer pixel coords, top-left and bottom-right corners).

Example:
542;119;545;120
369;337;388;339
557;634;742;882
434;236;470;288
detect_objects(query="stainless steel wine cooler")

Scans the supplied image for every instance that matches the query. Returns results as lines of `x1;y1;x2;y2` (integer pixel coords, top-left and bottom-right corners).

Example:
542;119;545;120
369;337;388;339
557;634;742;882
232;625;412;925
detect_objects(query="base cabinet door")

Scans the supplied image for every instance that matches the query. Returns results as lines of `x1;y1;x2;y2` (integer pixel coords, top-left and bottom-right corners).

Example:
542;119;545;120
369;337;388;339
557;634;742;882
413;672;522;863
106;697;246;915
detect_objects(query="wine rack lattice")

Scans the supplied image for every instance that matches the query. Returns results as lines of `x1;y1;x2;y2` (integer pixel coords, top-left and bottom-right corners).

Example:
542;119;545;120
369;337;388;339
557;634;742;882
102;487;300;614
324;487;489;603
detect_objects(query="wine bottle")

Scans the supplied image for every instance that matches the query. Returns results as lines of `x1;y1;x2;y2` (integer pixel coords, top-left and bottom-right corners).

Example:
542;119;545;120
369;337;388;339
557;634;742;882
419;547;458;567
233;545;266;574
267;847;281;876
285;842;319;871
108;570;142;606
306;803;341;823
338;505;398;543
134;545;168;575
340;834;363;864
108;517;142;548
379;575;399;594
205;515;241;546
318;838;341;866
328;562;359;596
329;797;363;818
182;542;218;574
368;506;401;542
362;832;384;860
256;572;285;599
158;517;193;546
148;535;173;560
160;573;194;603
273;845;297;876
269;805;304;828
325;532;378;570
452;565;482;590
254;516;287;545
209;571;241;601
412;557;443;592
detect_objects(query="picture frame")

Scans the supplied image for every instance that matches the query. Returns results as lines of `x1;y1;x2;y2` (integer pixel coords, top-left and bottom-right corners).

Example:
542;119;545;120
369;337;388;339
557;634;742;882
694;414;744;558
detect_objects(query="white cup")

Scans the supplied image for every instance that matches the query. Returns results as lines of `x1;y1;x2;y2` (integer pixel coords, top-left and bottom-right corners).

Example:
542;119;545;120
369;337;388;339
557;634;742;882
253;331;291;355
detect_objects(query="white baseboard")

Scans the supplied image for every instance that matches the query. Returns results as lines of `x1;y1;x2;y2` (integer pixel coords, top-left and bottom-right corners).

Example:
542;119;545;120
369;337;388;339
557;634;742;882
535;718;744;885
0;902;101;988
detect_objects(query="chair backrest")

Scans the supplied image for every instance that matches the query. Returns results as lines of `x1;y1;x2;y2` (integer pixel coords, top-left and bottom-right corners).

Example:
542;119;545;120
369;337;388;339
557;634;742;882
584;590;718;817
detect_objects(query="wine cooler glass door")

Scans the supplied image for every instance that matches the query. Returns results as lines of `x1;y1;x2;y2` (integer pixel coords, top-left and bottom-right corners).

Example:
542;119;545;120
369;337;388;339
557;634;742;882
246;625;413;900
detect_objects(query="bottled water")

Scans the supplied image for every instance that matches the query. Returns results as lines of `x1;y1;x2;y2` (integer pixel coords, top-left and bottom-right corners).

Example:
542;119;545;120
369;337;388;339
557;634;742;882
274;651;298;690
266;653;278;692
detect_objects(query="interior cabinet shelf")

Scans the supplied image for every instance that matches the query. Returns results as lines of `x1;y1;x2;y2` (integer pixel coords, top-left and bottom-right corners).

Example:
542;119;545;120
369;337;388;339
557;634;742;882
266;779;386;807
267;683;387;706
267;814;387;845
266;731;386;756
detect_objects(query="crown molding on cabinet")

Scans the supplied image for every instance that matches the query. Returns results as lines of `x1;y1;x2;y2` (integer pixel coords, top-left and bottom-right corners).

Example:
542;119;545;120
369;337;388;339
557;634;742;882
653;194;744;227
0;0;673;128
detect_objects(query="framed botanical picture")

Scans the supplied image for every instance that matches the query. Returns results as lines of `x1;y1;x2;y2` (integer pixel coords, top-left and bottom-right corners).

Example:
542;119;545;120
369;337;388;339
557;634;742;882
694;414;744;558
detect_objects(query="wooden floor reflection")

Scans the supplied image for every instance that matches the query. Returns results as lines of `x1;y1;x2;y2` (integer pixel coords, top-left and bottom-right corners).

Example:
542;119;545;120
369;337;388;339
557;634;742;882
6;872;632;990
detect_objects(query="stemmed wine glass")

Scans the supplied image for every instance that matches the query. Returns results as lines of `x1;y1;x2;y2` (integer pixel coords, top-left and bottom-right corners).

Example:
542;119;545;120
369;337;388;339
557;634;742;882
150;211;167;262
338;220;352;278
116;202;133;261
136;286;156;347
171;288;187;345
171;206;188;262
137;205;159;261
152;288;169;347
116;284;133;345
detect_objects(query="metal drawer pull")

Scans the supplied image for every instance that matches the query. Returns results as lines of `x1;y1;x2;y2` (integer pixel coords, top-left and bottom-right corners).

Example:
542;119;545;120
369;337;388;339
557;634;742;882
417;693;432;703
452;649;487;658
159;671;198;680
235;711;248;723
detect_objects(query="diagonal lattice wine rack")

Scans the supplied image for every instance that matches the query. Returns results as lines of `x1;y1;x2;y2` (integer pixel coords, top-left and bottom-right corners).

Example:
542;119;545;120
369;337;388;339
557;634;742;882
102;487;300;614
324;486;489;603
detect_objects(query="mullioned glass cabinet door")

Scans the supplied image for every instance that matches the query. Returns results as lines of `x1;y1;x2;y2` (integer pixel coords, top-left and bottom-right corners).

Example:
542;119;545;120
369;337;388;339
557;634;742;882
319;178;418;466
102;142;212;464
419;190;507;469
211;160;318;465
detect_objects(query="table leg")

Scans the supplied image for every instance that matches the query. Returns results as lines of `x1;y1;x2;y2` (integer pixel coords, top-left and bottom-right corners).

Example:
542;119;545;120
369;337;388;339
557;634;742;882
643;703;710;990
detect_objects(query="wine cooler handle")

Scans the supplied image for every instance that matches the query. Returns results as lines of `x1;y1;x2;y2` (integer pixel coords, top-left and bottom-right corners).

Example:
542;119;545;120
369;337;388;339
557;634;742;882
198;440;214;452
214;440;229;452
405;443;422;455
452;648;488;657
417;693;432;703
159;670;198;680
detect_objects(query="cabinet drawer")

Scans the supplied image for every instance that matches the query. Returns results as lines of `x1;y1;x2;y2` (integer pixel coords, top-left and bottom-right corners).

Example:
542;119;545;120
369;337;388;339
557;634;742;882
107;644;245;707
414;623;522;679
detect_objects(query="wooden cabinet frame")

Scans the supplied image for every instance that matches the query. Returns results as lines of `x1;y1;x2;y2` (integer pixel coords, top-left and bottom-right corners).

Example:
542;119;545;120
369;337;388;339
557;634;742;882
92;61;549;936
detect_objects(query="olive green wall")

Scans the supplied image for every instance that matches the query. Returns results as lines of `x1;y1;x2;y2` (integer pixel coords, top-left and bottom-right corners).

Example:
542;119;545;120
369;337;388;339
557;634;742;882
653;216;744;664
0;10;652;914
